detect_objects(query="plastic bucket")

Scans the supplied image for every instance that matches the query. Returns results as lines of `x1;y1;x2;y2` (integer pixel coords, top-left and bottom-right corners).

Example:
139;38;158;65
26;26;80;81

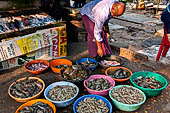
109;85;146;111
76;58;98;71
50;59;72;73
105;66;132;82
73;94;112;113
130;71;168;96
84;75;115;96
44;81;79;107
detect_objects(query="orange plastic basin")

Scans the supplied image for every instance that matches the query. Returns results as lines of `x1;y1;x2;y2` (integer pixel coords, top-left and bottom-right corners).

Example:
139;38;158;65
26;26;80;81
15;99;56;113
105;66;132;82
24;59;49;74
8;77;45;102
50;59;72;73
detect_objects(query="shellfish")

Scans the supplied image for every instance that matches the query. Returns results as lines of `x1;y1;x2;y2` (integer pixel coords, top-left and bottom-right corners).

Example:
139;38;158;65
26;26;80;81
80;59;96;68
86;78;112;91
109;68;129;79
61;65;90;82
133;76;163;89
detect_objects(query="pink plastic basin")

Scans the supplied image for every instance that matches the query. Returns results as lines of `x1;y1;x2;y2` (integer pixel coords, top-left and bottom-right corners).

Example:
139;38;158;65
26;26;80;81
84;75;115;96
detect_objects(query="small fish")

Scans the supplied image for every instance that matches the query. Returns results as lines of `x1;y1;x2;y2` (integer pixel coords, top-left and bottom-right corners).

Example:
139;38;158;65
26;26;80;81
111;86;144;104
26;62;47;71
19;102;53;113
101;60;120;66
48;85;77;101
76;97;109;113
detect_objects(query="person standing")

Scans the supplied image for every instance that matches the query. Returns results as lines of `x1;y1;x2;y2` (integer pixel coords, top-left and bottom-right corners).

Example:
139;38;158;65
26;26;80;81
80;0;125;58
161;3;170;33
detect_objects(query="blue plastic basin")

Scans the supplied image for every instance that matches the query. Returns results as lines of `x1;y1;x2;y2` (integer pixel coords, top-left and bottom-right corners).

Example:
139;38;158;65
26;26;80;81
73;94;112;113
76;58;98;71
44;81;79;107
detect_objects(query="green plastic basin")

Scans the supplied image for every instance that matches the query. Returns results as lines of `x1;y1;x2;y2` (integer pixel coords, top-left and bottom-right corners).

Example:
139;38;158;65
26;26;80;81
130;71;168;96
109;85;146;112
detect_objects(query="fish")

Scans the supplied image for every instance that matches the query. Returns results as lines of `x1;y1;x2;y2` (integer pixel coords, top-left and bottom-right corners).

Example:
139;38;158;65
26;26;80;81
48;85;77;101
10;77;43;98
76;97;109;113
111;86;144;104
19;102;53;113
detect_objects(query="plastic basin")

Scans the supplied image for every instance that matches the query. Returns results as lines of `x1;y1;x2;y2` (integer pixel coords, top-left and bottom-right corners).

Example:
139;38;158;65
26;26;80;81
105;66;132;82
15;99;56;113
50;59;72;73
130;71;168;96
73;94;112;113
24;59;49;74
84;75;115;96
76;58;98;71
44;81;79;107
8;77;45;102
98;55;124;68
109;85;146;111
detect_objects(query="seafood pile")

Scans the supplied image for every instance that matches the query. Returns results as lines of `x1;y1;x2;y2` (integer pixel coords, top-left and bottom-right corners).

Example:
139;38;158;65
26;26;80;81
80;60;96;68
26;62;48;71
101;60;120;66
109;68;129;79
61;65;90;81
133;76;163;89
86;78;112;91
10;77;43;98
19;102;53;113
111;86;144;104
76;97;109;113
48;85;77;101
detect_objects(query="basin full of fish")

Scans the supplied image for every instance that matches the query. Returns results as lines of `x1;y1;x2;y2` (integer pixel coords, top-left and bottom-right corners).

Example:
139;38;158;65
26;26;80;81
101;60;120;66
10;77;43;98
80;60;96;68
133;76;163;89
48;85;77;101
109;68;129;79
111;86;144;104
86;78;112;91
26;62;48;71
61;65;90;82
19;102;53;113
76;97;109;113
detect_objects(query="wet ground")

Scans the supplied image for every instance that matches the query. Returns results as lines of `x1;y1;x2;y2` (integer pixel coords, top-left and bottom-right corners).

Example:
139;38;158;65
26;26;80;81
0;6;170;113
